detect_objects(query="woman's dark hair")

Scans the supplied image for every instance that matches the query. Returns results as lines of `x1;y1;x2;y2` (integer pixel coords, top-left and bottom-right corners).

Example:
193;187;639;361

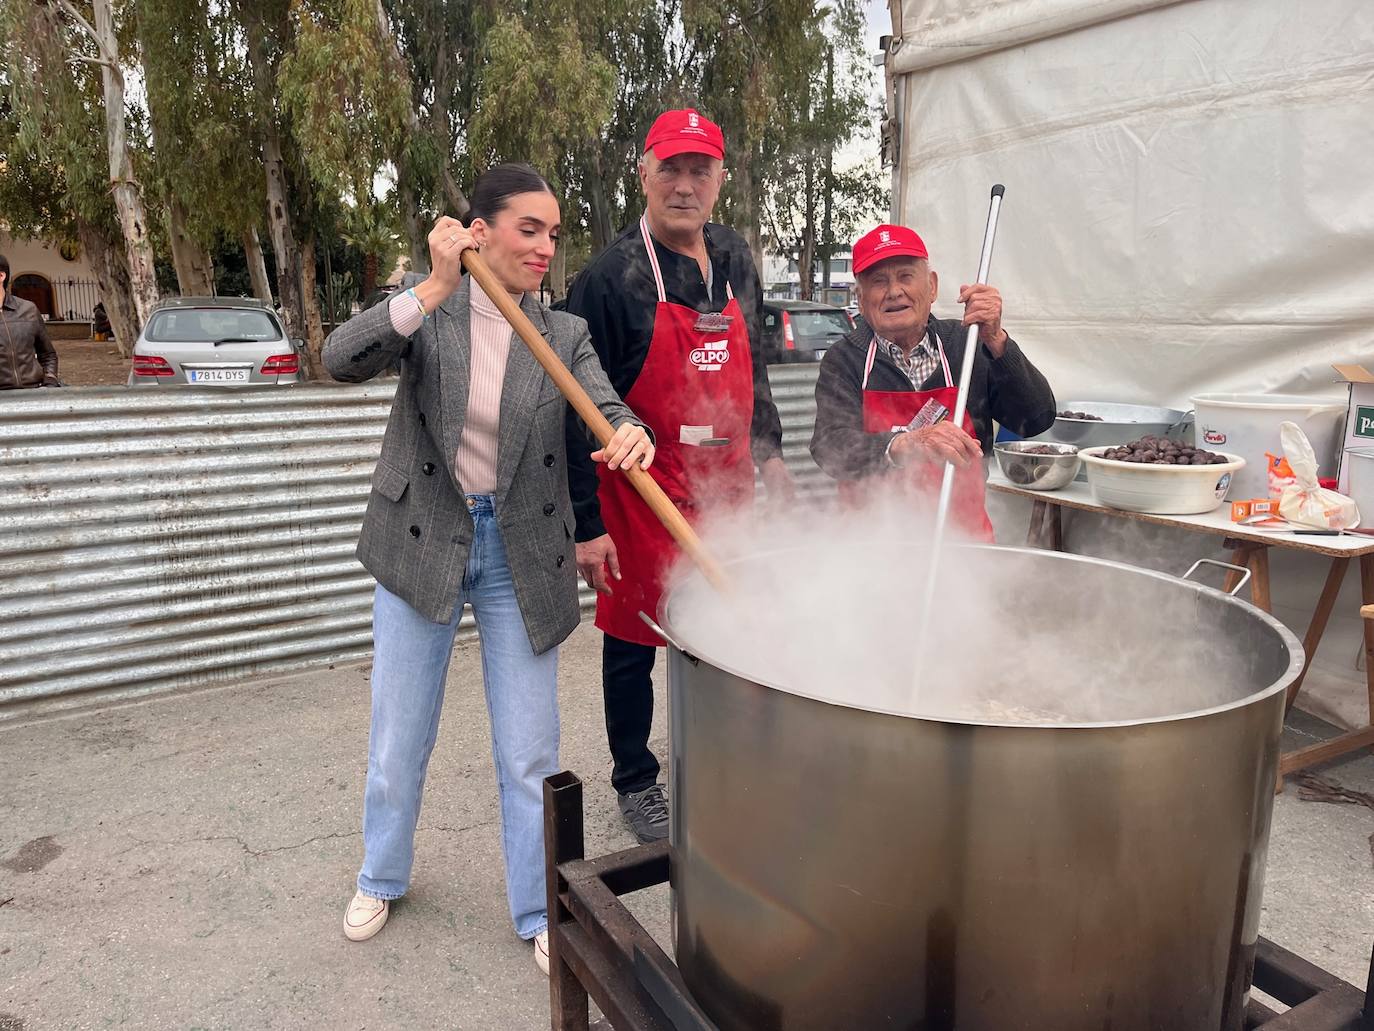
467;163;554;224
0;253;9;283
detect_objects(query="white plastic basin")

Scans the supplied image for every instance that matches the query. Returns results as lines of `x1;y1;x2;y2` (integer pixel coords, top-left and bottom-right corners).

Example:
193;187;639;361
1079;447;1246;514
1191;393;1345;500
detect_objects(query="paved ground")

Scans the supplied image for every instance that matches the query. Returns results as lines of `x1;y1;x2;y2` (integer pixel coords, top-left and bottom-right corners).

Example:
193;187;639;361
2;621;1372;1030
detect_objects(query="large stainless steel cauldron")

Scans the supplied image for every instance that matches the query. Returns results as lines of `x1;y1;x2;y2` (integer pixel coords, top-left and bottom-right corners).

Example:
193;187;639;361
655;546;1302;1031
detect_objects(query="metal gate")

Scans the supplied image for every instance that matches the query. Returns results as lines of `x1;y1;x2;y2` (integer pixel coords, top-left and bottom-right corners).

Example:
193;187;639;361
0;366;827;719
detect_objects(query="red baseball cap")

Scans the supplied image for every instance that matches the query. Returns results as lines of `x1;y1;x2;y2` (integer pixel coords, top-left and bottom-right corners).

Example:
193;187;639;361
644;108;725;161
852;224;929;275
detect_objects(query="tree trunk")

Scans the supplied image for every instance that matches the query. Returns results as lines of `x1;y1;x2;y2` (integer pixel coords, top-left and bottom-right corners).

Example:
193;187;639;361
439;155;470;220
800;155;817;301
93;0;159;327
550;242;567;301
429;90;470;219
298;232;327;380
77;220;138;358
242;226;274;303
587;148;615;252
398;165;427;273
736;151;764;274
168;198;215;296
375;0;468;222
262;129;305;343
362;253;379;298
821;46;835;295
246;17;305;343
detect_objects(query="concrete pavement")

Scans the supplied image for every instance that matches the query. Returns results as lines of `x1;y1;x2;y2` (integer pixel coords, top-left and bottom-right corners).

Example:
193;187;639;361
2;621;1371;1030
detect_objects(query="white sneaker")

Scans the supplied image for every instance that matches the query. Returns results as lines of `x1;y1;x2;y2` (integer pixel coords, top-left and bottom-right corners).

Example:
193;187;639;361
534;929;550;975
343;890;389;942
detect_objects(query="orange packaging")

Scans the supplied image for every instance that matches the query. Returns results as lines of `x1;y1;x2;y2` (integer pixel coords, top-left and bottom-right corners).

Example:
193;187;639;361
1266;452;1297;498
1231;498;1277;521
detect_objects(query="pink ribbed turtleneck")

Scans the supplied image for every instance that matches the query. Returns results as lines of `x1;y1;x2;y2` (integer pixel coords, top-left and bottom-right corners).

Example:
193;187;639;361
388;278;517;494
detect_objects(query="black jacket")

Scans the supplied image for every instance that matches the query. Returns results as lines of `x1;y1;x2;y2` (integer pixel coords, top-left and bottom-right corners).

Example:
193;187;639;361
0;293;59;389
810;317;1056;481
563;220;784;541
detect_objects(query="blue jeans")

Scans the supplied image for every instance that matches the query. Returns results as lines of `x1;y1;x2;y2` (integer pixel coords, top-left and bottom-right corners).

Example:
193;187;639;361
357;495;558;940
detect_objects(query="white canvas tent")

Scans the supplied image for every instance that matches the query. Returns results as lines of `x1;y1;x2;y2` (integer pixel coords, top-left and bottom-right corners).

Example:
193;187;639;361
881;0;1374;733
883;0;1374;409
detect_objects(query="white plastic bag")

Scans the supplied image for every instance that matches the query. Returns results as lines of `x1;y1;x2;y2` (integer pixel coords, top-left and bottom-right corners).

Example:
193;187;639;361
1277;421;1360;529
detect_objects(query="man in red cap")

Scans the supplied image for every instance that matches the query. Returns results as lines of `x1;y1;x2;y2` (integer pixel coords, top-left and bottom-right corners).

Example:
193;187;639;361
810;223;1055;535
564;108;793;842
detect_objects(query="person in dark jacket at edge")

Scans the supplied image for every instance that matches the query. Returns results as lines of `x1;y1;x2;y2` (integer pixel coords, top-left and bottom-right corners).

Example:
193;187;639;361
0;254;61;389
563;108;795;844
810;224;1055;539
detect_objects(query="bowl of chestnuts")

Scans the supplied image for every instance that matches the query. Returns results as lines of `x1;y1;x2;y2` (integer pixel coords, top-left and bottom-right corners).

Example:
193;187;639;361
1078;436;1245;514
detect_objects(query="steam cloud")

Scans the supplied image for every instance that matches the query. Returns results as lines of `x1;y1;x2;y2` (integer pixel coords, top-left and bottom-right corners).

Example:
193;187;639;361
661;481;1274;726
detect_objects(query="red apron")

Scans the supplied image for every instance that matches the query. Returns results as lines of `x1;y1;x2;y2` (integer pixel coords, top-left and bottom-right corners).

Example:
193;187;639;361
837;334;995;542
594;217;757;645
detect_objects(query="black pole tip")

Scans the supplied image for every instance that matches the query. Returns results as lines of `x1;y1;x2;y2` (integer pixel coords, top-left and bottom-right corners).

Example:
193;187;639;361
991;184;1005;198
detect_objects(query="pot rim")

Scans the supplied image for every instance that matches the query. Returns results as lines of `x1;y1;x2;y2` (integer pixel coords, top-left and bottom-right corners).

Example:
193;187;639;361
657;544;1305;730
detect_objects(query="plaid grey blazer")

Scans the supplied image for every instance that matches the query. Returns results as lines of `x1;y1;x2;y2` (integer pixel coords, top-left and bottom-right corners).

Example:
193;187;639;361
324;274;641;654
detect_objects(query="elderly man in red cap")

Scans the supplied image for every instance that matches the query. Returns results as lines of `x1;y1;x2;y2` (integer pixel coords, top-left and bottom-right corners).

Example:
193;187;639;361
564;108;793;842
810;224;1055;537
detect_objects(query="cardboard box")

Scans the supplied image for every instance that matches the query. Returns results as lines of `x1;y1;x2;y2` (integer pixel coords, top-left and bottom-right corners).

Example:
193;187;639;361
1333;364;1374;493
1230;498;1276;522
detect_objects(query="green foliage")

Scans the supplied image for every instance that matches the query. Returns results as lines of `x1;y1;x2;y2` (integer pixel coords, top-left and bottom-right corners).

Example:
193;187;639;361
0;126;79;243
753;0;887;287
340;199;402;294
134;0;265;242
319;269;356;322
278;0;410;205
341;205;400;260
468;11;616;185
0;1;120;234
0;0;886;307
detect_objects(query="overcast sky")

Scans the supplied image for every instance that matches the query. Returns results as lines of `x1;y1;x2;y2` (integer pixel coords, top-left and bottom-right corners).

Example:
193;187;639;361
864;0;891;54
836;0;893;168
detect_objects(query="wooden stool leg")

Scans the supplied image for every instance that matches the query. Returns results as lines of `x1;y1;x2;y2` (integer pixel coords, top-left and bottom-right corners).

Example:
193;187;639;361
1027;501;1048;548
1248;546;1272;613
1218;541;1269;611
1284;557;1350;713
1048;505;1064;552
1223;544;1252;596
1361;555;1374;725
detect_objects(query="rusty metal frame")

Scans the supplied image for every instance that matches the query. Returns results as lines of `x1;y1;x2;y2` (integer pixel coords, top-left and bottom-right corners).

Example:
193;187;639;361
1246;938;1369;1030
545;771;1368;1031
544;771;712;1031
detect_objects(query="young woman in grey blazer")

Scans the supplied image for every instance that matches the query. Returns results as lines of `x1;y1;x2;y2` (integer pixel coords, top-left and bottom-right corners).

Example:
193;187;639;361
323;164;654;973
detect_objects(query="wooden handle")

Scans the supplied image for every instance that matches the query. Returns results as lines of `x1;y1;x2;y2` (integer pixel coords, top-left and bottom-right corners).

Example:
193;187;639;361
459;248;730;592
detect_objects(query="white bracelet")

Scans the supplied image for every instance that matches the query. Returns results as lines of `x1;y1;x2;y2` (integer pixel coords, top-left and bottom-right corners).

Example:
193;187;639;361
406;287;427;319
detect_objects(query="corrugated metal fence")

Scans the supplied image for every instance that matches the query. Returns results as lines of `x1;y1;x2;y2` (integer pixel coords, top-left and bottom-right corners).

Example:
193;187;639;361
0;365;826;719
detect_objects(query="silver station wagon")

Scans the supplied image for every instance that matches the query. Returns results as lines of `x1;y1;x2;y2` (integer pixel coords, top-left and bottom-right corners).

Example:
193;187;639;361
129;297;301;386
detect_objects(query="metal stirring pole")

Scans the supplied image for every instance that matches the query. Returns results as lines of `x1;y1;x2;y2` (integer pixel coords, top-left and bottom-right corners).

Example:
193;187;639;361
913;185;1005;689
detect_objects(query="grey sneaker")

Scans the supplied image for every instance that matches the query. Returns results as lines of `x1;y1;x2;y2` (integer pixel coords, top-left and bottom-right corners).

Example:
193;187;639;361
618;783;669;844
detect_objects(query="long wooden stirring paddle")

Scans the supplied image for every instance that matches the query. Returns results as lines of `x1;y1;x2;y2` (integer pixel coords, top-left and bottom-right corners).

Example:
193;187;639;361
459;248;730;592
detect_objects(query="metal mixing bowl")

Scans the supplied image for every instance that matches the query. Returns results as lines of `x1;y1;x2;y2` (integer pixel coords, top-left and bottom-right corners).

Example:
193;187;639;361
1036;401;1192;446
993;441;1081;490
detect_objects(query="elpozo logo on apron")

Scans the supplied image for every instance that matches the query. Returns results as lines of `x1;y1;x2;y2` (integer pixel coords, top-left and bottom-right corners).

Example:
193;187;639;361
690;340;731;372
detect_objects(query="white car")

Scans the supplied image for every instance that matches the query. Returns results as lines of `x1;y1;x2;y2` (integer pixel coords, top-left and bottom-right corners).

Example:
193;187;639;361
128;297;302;386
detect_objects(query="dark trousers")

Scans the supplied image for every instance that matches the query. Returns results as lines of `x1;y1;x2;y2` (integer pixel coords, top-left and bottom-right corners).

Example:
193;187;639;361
602;632;660;795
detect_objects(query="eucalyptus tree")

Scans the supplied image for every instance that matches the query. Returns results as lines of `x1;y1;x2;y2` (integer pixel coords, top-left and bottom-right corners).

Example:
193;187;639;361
3;0;161;335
